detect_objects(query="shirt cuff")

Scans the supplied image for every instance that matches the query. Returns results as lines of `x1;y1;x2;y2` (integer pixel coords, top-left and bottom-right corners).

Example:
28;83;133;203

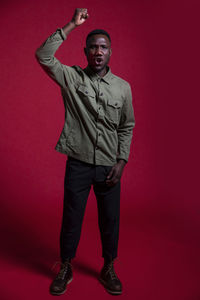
58;28;67;41
116;155;128;163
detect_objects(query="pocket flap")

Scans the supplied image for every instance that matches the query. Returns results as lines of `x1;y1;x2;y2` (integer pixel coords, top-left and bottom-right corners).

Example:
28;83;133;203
77;85;96;98
107;99;122;108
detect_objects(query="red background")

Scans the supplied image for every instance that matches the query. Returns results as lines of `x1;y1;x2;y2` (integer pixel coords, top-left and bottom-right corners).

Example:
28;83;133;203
0;0;200;299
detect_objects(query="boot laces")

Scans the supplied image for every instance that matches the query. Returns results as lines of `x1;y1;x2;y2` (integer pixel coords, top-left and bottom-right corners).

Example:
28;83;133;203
106;262;118;280
52;260;71;280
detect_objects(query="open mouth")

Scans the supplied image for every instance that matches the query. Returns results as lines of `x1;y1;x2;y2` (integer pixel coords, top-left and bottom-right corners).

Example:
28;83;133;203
94;57;103;65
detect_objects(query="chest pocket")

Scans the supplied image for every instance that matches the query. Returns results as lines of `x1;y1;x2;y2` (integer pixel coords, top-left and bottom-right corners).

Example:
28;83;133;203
77;84;96;99
106;99;123;125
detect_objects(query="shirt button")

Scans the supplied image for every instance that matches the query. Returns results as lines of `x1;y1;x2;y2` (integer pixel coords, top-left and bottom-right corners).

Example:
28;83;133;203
100;92;103;96
115;102;118;106
95;146;99;150
85;91;88;94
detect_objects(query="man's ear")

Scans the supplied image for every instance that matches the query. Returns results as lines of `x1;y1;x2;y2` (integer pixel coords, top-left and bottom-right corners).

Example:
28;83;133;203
84;47;87;56
109;48;112;56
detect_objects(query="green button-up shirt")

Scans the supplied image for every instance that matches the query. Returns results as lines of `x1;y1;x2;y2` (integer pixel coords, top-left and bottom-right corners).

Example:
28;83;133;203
36;28;135;166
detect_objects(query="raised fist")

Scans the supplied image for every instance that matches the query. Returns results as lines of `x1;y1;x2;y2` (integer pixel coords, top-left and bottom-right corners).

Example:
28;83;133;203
71;8;89;26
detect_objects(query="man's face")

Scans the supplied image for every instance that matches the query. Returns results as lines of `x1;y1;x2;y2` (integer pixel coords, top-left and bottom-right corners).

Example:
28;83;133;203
84;34;112;76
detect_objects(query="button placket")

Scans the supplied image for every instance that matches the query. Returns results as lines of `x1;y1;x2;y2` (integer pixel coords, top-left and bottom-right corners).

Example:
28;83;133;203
94;79;103;159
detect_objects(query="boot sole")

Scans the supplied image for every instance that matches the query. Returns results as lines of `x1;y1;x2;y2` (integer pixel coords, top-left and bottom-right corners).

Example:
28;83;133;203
99;277;122;295
50;277;73;296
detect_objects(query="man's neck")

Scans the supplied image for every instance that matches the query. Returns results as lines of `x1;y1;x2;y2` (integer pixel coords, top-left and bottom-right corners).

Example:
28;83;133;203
88;65;108;78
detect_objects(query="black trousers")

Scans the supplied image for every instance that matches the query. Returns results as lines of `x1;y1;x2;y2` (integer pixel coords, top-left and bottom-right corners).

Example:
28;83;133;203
60;157;120;262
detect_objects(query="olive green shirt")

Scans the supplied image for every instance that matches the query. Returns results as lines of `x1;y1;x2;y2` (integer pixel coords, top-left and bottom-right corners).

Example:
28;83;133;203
35;28;135;166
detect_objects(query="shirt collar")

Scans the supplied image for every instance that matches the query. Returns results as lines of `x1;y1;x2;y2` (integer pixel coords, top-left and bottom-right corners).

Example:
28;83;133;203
84;65;113;85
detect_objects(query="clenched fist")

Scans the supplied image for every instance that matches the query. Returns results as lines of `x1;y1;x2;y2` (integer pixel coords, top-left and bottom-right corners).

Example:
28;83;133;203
71;8;89;26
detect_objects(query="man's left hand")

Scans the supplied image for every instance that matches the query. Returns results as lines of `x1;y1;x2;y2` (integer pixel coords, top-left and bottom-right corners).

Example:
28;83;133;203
106;160;126;187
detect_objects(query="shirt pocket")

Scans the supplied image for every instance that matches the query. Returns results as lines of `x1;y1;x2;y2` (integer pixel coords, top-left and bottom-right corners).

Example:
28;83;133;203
106;99;123;124
77;84;96;99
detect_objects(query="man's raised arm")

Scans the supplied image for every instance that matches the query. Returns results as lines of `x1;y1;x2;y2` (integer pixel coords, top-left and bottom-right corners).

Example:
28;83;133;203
35;8;89;87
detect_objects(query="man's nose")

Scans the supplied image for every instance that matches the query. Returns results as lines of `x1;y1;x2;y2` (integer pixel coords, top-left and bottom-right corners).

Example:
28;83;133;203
95;47;103;55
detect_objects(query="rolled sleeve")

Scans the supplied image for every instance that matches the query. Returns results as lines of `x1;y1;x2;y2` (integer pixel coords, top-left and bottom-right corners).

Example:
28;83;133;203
35;28;74;88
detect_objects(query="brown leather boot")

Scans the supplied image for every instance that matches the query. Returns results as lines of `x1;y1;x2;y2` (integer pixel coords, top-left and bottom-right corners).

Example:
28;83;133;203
49;259;73;295
99;260;122;295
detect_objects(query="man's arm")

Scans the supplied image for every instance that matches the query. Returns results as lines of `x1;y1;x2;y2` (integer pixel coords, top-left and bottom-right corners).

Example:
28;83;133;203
117;83;135;162
35;8;89;87
106;84;135;186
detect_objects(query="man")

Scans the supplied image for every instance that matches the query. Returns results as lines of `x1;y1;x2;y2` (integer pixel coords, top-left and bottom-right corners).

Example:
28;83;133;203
36;8;135;296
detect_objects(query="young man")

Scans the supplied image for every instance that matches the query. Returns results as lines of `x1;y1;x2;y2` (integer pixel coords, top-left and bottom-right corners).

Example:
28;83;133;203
36;8;135;296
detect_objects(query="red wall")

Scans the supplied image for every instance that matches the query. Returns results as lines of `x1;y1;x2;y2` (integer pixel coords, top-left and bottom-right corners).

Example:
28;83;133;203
0;0;200;298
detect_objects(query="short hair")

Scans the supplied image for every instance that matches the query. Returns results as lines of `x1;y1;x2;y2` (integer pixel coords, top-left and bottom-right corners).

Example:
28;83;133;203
86;29;111;46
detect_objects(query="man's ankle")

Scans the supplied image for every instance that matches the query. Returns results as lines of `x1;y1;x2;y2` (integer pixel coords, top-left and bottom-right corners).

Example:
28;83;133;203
62;257;72;264
103;257;115;266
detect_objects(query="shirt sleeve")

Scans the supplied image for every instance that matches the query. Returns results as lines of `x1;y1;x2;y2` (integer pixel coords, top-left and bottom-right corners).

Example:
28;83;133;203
117;83;135;162
35;28;76;88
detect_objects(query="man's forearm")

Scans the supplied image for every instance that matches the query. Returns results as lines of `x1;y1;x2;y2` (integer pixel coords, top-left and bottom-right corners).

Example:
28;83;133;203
62;21;77;36
36;8;88;61
35;22;76;61
117;83;135;163
35;9;89;87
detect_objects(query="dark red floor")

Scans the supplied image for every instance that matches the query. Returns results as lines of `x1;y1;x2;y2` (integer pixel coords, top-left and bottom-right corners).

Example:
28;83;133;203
1;206;200;300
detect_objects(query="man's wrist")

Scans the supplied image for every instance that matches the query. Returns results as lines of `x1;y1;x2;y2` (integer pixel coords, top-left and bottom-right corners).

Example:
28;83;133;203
117;159;127;166
69;20;78;28
62;21;77;36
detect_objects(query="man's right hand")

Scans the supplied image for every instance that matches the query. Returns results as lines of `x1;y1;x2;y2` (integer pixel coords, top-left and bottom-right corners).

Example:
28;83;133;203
71;8;89;27
62;8;89;36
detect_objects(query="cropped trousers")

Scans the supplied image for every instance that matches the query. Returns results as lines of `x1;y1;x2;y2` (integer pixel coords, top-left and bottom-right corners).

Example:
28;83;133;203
60;156;120;262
